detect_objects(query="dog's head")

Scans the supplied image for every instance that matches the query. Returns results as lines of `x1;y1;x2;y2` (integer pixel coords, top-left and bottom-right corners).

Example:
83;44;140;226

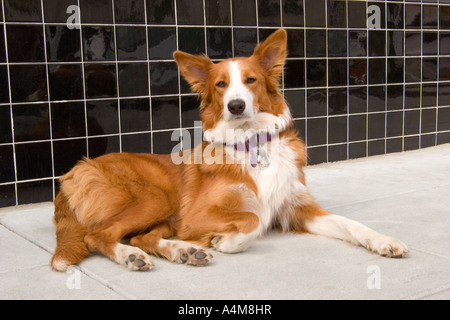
174;29;292;144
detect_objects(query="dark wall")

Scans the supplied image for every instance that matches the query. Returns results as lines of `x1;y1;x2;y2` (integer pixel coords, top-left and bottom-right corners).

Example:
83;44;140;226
1;0;450;207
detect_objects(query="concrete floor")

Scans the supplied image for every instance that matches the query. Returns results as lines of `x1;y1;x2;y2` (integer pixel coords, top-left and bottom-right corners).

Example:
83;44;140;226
1;145;449;300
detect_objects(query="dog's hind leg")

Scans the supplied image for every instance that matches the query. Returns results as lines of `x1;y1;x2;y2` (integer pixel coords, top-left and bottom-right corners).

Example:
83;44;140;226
84;225;154;271
130;222;213;266
84;200;174;271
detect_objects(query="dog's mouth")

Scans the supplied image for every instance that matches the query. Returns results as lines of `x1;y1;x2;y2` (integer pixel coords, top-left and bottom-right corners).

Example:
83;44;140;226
224;106;257;123
204;107;291;146
227;114;253;122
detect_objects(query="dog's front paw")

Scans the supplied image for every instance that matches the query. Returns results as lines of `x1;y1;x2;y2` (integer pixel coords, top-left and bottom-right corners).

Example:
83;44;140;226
367;236;409;258
176;247;213;266
126;252;154;271
211;233;255;254
204;129;221;143
115;244;154;271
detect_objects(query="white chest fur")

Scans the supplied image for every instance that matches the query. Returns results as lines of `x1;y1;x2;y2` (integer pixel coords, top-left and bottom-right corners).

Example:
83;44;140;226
227;137;313;234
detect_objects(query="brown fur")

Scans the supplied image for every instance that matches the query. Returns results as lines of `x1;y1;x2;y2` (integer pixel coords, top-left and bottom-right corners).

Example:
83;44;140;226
51;30;330;271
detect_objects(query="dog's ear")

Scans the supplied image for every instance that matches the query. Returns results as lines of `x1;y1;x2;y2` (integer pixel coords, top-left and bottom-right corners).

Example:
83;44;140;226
173;51;213;94
252;29;287;82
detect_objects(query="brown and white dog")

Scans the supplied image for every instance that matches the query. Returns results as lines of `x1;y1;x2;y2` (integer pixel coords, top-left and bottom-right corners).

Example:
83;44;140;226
51;29;408;272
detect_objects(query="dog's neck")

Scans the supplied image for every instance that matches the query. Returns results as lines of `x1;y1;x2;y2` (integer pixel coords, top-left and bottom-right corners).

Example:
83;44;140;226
200;110;293;168
233;131;273;152
232;131;274;168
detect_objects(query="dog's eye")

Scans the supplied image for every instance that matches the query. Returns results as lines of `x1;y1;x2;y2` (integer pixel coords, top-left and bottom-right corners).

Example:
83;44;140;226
216;81;226;88
246;77;256;84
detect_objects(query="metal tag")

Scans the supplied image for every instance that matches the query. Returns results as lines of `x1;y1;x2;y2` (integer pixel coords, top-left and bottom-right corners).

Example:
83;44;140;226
257;148;270;169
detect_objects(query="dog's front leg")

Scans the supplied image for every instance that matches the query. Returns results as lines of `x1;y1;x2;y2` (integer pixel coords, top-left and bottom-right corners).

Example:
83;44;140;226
291;204;409;258
179;210;261;254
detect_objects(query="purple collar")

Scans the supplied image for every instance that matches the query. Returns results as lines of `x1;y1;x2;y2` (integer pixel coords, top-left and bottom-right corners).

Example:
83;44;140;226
233;132;273;168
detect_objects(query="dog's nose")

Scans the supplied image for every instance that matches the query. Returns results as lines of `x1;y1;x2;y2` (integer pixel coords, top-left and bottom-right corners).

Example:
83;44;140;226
227;99;245;115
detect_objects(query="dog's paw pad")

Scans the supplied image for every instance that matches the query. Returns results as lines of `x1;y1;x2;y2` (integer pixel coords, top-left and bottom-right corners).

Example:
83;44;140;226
177;247;213;266
126;253;154;271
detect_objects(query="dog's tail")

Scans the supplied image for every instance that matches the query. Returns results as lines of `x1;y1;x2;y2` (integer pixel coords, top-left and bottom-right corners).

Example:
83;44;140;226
51;192;90;272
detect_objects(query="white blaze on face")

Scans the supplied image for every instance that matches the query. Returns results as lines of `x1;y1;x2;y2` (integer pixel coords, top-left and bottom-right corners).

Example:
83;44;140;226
223;61;255;120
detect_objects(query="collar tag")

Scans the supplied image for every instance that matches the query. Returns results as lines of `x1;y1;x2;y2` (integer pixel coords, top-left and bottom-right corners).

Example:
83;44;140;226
233;132;272;169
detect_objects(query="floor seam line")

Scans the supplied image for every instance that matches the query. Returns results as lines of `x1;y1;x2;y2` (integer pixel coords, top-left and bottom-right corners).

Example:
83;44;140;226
321;183;450;211
402;283;450;300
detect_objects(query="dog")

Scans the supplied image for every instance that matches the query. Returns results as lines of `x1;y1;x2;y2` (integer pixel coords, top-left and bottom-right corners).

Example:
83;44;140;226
51;29;408;272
